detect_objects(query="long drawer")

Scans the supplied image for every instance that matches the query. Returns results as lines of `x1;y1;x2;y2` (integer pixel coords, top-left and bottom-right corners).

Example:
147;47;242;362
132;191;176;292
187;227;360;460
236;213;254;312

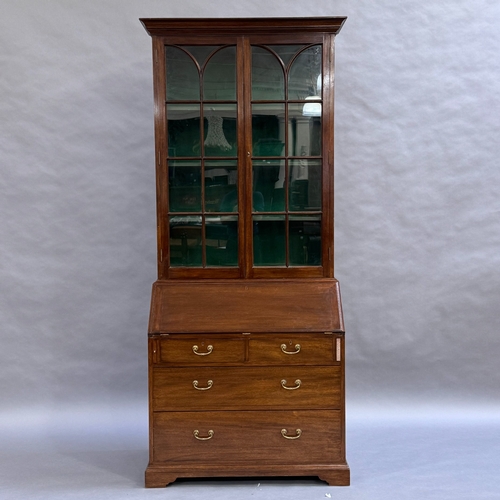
152;410;343;465
152;366;341;410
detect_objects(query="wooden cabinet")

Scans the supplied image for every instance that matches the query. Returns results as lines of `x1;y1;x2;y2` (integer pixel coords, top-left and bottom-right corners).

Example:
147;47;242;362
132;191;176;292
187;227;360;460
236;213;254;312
141;17;349;487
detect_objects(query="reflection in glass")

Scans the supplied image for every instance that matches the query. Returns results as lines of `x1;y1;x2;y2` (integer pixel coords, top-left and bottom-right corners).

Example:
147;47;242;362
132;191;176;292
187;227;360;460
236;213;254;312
267;45;306;67
289;159;322;211
206;216;238;267
167;104;201;157
166;46;200;101
203;46;237;100
252;104;285;157
253;160;284;212
288;45;322;100
205;160;238;212
253;215;285;266
288;103;322;156
251;46;284;101
302;97;322;117
289;215;321;266
168;161;201;212
203;104;237;157
169;216;202;267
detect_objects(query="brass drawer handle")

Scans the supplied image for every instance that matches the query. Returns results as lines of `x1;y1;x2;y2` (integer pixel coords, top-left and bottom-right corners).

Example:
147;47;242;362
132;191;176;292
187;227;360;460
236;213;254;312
192;344;213;356
193;379;213;391
193;429;214;441
281;379;301;390
281;343;301;355
281;428;302;440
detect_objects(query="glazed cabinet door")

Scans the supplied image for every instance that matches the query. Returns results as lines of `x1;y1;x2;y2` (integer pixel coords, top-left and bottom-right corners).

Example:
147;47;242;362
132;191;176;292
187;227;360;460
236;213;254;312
161;39;243;278
247;39;333;278
155;34;335;279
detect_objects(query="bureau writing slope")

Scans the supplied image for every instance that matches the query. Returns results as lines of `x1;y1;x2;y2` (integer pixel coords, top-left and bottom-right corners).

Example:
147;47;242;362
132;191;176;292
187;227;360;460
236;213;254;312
141;17;349;487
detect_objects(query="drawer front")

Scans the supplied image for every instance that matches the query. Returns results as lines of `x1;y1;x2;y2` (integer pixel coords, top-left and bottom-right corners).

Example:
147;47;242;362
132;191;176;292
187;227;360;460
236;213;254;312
248;334;341;365
152;366;341;410
152;410;343;465
155;336;245;365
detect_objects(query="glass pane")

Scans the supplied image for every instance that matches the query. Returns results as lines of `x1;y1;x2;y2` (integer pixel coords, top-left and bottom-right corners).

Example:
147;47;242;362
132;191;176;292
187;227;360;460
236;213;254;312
183;45;220;68
253;160;285;212
289;215;321;266
288;103;322;156
203;46;236;100
251;46;284;101
206;215;238;267
166;46;200;101
203;104;237;157
252;104;285;156
289;159;322;211
253;215;285;266
205;160;238;212
167;104;201;157
267;45;306;67
169;216;202;267
288;45;322;100
168;160;201;212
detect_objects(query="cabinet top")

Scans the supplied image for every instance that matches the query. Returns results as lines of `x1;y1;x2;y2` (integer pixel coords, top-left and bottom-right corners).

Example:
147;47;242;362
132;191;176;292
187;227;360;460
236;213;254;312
140;17;347;37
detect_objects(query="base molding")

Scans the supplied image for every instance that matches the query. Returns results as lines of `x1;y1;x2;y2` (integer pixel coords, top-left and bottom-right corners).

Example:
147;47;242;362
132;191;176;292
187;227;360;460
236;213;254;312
145;463;350;487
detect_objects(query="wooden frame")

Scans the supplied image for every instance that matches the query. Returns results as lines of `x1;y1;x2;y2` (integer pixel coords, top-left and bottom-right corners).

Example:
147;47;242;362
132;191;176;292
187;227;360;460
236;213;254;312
141;17;349;488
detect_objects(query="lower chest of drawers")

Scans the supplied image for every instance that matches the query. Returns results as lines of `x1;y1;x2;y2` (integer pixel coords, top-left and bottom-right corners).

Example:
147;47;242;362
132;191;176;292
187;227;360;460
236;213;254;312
148;333;345;472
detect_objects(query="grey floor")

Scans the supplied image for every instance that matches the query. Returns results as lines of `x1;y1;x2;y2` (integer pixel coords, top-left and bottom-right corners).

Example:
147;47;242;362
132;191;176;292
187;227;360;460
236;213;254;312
1;407;499;500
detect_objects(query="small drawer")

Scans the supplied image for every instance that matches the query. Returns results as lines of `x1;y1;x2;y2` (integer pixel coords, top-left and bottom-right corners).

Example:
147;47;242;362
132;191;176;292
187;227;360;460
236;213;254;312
152;366;341;411
248;334;341;365
152;410;343;465
153;335;245;365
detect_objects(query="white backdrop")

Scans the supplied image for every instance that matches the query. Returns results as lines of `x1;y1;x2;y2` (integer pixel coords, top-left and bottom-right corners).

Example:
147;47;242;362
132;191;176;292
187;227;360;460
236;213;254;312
1;0;499;451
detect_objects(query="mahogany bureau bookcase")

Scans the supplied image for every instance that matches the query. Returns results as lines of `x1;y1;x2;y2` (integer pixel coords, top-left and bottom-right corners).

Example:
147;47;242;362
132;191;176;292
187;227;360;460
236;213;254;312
140;17;349;487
